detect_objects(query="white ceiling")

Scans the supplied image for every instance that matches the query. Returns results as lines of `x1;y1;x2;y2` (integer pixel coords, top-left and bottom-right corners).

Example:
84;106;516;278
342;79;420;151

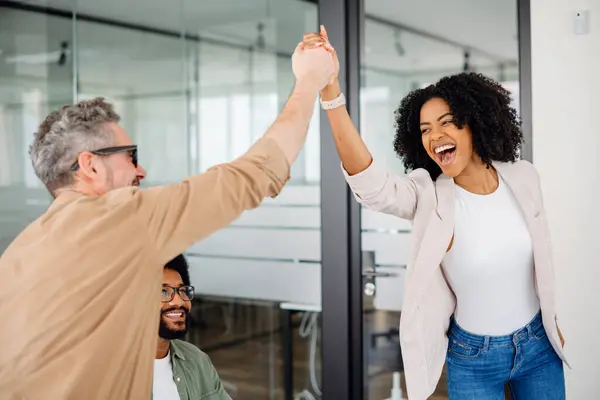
367;0;518;59
13;0;518;59
0;0;519;100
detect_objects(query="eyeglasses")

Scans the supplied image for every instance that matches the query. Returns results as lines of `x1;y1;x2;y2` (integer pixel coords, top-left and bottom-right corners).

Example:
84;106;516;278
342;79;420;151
70;145;138;171
161;285;195;303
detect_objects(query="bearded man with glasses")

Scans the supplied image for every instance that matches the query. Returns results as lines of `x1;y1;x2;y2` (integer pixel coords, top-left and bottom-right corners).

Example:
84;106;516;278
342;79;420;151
0;41;335;399
154;255;230;400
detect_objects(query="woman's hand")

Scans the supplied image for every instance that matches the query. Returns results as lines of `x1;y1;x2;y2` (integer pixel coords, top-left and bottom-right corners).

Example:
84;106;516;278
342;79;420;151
302;25;340;99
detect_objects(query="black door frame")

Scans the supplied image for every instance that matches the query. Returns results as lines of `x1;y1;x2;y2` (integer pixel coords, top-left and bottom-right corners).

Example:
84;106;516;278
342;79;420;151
318;0;363;399
518;0;533;163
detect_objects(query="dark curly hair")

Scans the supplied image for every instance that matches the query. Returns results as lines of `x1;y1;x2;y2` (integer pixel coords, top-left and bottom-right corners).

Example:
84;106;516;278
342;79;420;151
165;254;191;286
393;72;522;180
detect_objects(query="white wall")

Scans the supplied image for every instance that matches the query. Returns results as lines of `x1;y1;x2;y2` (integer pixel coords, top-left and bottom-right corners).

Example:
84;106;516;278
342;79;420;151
531;0;600;397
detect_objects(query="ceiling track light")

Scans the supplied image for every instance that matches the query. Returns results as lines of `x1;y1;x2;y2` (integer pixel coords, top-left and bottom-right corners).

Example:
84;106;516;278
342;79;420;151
394;29;405;57
256;22;266;50
462;50;471;72
58;41;69;66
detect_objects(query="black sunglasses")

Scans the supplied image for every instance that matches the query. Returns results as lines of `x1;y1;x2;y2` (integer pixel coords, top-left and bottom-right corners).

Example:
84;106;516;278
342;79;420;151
70;145;138;171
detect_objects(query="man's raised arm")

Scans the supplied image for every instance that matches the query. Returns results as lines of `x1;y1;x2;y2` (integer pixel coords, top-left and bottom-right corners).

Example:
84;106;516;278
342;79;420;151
134;42;335;261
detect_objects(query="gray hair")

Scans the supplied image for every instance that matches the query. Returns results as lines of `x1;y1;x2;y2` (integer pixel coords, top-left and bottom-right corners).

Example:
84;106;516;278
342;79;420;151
29;97;120;193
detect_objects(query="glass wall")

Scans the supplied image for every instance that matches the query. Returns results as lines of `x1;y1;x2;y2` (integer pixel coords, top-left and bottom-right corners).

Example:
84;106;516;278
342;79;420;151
359;1;520;399
0;2;72;251
0;1;322;399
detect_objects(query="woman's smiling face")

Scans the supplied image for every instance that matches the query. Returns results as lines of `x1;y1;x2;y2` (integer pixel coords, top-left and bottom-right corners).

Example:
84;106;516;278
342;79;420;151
420;97;475;178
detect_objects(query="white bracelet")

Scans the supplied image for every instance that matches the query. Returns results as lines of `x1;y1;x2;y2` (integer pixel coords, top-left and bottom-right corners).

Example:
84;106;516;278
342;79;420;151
320;92;346;110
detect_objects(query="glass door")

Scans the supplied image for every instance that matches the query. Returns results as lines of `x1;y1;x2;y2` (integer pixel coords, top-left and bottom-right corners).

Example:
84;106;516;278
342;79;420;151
358;1;521;399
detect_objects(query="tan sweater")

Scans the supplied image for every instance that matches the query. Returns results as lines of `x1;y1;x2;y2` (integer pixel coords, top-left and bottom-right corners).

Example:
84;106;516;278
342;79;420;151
0;138;290;399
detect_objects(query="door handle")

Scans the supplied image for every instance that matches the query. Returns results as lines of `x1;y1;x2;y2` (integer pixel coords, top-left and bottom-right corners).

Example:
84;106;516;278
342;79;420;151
361;268;398;278
362;269;397;297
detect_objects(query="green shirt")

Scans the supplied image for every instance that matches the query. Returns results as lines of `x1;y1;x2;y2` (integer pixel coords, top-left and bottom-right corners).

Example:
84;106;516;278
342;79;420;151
151;339;231;400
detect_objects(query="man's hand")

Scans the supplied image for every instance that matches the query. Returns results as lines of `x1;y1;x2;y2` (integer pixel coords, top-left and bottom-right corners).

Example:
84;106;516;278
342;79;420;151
292;28;335;91
301;25;341;101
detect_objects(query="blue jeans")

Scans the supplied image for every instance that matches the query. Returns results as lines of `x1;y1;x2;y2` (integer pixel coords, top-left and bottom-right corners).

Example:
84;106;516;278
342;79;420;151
446;312;565;400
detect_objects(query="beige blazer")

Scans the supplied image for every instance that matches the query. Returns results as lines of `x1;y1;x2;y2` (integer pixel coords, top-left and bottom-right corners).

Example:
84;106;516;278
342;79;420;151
344;159;568;400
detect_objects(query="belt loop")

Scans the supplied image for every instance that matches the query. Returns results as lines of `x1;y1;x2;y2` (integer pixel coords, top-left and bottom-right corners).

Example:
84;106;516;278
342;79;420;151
526;323;533;339
483;336;490;352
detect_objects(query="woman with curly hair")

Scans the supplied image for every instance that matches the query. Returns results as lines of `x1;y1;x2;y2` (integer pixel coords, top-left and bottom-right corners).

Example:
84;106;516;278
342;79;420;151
303;27;567;400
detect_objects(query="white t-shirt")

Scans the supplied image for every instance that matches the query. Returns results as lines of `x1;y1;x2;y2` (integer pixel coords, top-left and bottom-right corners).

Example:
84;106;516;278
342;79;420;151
442;177;540;335
153;351;181;400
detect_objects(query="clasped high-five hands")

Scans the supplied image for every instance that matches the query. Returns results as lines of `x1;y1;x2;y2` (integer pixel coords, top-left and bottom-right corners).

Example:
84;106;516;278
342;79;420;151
292;25;340;91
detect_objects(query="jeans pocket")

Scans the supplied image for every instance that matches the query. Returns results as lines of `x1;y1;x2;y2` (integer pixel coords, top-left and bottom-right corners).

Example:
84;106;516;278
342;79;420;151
532;324;548;341
447;338;481;359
